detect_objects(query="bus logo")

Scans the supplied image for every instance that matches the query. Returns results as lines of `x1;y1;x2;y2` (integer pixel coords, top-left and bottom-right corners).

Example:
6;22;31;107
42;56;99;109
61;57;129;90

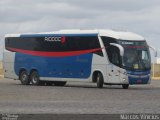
44;36;66;44
61;36;66;44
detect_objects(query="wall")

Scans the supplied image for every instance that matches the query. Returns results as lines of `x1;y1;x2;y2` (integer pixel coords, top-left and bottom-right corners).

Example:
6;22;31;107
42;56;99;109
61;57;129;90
151;63;160;79
0;62;3;77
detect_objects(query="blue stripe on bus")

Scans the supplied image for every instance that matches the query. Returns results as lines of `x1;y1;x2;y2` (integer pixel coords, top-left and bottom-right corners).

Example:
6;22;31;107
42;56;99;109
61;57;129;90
20;34;98;38
14;53;93;79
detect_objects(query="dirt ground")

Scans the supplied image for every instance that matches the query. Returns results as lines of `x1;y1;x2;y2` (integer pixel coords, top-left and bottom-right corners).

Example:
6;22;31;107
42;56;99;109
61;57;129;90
0;78;160;114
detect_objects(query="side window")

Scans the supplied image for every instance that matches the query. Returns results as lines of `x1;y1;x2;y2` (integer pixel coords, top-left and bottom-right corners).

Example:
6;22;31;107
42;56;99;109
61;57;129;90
5;36;103;57
5;38;10;48
67;36;103;56
5;37;20;50
107;46;121;66
101;37;116;47
101;37;121;67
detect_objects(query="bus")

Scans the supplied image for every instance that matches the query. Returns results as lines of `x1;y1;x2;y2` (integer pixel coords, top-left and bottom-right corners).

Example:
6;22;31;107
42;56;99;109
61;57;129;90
3;29;151;89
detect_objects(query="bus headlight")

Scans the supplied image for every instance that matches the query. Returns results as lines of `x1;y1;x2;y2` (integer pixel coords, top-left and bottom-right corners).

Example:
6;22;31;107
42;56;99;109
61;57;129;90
123;78;126;81
122;78;128;83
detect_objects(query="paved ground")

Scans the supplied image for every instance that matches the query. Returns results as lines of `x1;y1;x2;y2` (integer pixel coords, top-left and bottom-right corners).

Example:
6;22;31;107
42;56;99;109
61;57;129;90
0;78;160;114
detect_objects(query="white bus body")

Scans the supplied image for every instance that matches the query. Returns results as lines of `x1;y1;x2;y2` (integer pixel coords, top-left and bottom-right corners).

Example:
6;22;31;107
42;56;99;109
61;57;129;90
3;29;151;89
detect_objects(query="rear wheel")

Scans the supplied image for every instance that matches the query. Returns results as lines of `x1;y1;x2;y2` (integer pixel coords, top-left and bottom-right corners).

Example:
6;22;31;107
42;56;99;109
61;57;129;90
122;84;129;89
19;70;30;85
30;71;41;85
53;81;66;86
96;72;104;88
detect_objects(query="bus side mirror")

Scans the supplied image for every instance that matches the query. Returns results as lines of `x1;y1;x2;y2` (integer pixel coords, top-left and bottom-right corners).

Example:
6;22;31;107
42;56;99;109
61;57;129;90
110;43;124;56
149;45;157;57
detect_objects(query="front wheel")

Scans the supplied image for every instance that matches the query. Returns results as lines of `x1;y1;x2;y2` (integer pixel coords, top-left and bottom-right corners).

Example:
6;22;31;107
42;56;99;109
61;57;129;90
30;71;41;85
122;84;129;89
96;72;104;88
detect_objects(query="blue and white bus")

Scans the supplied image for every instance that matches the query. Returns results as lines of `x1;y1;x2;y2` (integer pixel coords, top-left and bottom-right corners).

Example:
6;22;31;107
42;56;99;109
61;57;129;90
3;29;151;89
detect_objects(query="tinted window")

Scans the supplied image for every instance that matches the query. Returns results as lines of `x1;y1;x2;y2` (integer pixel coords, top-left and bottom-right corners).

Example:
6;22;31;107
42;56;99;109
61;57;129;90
5;36;103;56
101;37;121;66
107;46;121;66
101;37;116;47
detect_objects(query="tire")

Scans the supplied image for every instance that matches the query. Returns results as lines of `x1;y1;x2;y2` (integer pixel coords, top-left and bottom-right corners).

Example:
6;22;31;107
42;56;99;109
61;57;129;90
53;81;66;86
19;70;30;85
122;84;129;89
30;71;40;85
96;72;104;88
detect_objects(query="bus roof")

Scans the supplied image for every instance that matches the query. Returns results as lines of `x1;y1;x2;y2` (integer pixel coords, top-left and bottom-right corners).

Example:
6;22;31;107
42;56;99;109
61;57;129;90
5;29;145;41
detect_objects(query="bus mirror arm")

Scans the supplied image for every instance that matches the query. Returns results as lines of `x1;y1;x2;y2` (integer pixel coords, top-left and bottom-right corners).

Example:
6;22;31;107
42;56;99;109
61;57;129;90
149;45;157;57
110;43;124;56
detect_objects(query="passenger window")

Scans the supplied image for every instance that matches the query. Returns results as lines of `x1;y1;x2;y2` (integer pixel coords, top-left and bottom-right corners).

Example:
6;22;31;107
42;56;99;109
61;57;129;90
107;46;121;67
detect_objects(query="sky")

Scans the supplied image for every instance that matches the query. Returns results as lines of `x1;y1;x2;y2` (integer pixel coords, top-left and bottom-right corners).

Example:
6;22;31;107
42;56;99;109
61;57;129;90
0;0;160;61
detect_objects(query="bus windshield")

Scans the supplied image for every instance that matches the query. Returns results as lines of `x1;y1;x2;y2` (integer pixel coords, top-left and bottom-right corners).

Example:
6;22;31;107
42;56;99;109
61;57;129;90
118;40;151;71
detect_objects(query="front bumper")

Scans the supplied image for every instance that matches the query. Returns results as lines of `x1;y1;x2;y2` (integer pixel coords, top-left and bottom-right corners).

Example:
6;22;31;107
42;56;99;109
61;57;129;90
127;70;151;85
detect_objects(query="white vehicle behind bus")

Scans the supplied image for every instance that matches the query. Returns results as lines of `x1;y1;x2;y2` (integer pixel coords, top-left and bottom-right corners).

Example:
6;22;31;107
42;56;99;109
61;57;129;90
3;29;151;89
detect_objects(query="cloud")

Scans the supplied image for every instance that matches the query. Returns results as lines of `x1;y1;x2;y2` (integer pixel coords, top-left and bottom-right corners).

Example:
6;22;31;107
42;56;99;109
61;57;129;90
65;0;160;12
1;0;160;33
0;0;160;60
